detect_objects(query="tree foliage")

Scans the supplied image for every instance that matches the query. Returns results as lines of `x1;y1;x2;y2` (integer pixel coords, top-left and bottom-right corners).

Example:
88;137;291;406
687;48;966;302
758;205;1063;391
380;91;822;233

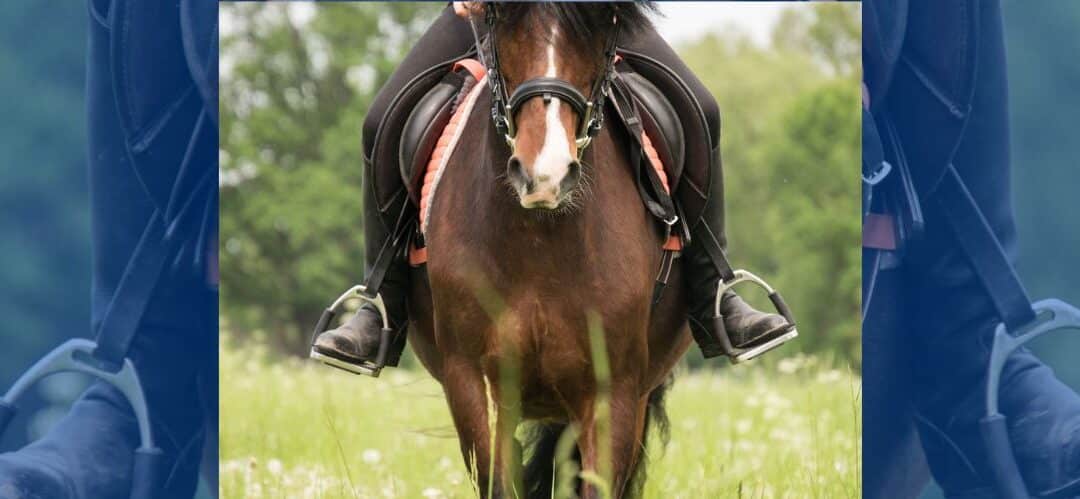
678;5;861;365
219;3;440;350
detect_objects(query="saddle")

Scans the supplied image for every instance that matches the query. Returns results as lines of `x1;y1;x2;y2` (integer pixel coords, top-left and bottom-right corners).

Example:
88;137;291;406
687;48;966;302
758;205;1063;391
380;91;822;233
388;55;709;244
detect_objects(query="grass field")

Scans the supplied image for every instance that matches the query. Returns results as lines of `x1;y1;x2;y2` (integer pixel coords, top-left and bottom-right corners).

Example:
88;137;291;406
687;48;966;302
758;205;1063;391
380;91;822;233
220;339;860;498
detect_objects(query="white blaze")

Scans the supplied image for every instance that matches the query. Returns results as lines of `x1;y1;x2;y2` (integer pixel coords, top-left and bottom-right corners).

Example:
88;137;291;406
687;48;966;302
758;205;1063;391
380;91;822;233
531;27;573;188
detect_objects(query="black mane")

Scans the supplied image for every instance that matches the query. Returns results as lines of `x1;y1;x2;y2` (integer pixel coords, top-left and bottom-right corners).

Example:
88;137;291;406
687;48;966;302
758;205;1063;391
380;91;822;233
494;2;657;56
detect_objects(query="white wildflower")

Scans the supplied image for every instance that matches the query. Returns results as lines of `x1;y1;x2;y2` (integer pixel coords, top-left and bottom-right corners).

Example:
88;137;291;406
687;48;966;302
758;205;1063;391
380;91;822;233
362;448;382;464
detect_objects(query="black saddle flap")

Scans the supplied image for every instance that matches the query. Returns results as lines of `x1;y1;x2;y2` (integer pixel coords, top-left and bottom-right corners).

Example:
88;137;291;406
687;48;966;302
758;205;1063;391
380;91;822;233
398;70;467;204
608;74;677;223
616;70;685;189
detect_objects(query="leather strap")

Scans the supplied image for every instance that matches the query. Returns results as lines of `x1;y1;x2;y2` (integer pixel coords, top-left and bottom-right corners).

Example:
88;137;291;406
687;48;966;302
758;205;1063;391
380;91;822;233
361;201;417;300
92;211;173;367
452;59;486;82
695;222;737;284
935;165;1036;332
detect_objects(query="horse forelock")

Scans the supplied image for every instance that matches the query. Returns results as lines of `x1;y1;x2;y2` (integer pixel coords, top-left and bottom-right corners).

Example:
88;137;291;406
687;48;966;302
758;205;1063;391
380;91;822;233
494;2;656;56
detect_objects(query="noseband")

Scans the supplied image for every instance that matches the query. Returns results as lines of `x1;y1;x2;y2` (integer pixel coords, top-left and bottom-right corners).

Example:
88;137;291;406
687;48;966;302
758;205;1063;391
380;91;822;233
469;7;620;157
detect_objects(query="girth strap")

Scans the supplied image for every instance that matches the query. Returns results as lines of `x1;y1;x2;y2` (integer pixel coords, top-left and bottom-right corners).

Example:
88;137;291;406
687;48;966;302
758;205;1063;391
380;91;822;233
934;165;1036;332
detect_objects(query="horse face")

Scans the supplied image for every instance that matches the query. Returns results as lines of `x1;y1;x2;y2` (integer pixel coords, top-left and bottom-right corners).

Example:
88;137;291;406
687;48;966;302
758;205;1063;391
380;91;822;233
499;25;598;211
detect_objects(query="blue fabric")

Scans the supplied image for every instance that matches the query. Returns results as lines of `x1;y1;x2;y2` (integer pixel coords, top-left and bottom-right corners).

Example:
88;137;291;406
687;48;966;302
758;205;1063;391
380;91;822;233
863;1;1080;497
0;0;217;497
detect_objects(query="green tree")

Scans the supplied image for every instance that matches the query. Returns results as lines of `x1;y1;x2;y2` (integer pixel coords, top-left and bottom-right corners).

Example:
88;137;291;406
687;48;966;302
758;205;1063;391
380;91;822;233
679;4;861;366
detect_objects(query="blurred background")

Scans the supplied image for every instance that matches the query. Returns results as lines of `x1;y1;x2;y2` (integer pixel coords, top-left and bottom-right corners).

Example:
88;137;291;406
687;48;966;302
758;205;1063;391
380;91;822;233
0;3;91;452
1006;2;1080;381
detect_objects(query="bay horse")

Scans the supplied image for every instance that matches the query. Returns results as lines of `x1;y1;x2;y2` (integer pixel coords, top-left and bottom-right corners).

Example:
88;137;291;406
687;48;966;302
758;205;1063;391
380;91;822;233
405;4;690;498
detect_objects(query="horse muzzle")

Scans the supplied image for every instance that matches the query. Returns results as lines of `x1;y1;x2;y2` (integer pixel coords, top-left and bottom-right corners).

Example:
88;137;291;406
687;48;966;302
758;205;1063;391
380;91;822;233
507;156;582;210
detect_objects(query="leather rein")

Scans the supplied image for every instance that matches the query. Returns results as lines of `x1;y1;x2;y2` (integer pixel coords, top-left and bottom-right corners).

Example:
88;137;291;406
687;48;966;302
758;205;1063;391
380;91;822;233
468;6;621;158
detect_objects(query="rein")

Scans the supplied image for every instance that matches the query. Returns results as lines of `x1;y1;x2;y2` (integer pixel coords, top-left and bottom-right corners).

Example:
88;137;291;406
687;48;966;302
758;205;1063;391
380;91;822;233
469;5;620;157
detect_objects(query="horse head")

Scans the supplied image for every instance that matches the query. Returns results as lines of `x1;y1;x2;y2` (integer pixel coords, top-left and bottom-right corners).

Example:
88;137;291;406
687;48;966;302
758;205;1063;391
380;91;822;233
485;3;649;211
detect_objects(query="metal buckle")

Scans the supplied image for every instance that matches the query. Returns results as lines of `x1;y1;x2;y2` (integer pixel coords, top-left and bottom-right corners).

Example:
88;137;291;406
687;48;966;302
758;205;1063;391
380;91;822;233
713;270;799;364
981;299;1080;499
309;285;392;377
0;339;164;499
863;160;892;186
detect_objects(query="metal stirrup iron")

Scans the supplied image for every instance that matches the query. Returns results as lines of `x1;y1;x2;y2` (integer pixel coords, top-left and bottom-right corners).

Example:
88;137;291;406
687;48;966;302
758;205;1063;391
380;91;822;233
0;209;183;499
981;299;1080;499
0;339;163;499
309;285;394;377
712;270;799;364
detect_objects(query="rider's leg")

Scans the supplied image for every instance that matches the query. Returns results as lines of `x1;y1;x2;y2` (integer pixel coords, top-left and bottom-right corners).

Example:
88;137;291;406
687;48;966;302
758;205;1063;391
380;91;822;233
313;5;474;369
0;3;216;496
619;26;794;359
892;1;1080;495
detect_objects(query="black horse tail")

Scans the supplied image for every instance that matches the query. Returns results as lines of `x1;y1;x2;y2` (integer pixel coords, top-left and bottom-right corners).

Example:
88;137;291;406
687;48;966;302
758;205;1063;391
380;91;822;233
521;374;673;499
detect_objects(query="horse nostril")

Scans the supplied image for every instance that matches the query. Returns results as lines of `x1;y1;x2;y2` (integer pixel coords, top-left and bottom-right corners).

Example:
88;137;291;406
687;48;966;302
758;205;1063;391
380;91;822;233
507;156;533;192
560;160;582;194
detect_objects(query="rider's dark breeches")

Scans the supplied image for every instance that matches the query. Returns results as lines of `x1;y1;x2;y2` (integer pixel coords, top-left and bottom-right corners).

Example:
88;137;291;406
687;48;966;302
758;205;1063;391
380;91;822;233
864;0;1036;491
885;0;1015;410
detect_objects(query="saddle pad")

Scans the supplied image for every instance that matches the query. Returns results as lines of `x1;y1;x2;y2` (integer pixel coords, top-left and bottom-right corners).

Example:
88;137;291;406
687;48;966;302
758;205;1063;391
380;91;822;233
417;73;489;235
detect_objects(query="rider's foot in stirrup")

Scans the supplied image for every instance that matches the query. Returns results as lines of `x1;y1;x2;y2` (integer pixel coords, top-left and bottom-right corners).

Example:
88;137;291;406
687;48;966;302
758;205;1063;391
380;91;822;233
719;292;794;349
311;304;385;367
920;348;1080;498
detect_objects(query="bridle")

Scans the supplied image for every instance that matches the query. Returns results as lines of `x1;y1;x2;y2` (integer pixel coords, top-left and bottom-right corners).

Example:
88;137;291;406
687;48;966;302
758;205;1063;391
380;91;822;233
468;5;621;158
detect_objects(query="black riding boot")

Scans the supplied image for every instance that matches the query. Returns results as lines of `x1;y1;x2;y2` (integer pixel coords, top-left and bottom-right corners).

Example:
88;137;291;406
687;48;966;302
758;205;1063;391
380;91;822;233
311;155;410;375
683;146;796;362
906;198;1080;498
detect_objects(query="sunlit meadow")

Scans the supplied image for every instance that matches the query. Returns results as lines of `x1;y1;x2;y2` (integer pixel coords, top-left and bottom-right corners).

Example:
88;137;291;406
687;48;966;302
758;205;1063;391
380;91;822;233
220;338;860;498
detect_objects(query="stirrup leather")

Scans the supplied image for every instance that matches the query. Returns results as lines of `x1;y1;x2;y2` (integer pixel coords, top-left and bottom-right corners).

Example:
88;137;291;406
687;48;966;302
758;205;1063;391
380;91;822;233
0;339;164;499
712;270;798;364
310;285;393;378
981;299;1080;499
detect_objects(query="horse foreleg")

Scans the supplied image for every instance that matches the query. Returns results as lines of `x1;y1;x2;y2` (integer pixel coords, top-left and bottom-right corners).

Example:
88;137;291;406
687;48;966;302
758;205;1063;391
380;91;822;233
442;359;519;498
574;387;649;499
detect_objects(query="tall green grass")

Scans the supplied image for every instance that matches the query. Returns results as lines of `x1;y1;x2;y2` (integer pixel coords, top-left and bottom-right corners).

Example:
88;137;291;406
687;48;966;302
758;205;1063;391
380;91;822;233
220;339;860;498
